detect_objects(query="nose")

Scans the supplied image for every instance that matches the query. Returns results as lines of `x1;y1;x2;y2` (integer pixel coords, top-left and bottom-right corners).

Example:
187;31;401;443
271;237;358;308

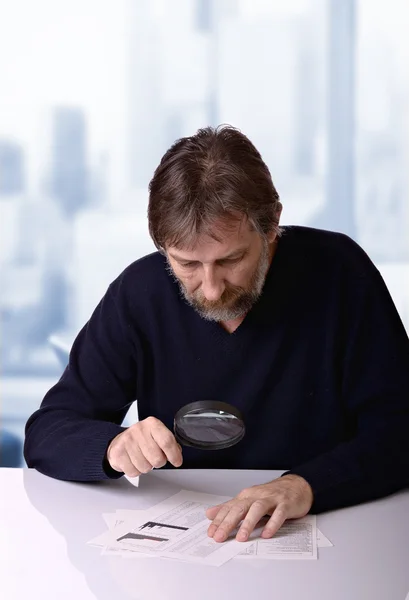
201;266;225;302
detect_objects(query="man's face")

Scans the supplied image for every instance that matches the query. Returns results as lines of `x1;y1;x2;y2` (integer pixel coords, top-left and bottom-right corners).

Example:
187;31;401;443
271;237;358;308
166;219;275;322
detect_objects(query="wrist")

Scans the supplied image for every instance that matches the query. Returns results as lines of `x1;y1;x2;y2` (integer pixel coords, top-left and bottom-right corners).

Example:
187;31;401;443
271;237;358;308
106;433;121;471
282;473;314;504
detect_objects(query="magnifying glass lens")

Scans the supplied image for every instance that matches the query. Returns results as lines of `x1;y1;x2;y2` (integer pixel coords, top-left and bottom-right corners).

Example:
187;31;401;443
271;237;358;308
174;401;245;450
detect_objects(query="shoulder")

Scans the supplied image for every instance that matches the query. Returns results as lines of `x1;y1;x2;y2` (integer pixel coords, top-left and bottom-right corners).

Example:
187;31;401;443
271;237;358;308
280;226;379;281
108;251;176;306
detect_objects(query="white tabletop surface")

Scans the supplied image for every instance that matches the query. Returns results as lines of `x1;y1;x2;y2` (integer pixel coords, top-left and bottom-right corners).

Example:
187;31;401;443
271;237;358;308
1;468;409;600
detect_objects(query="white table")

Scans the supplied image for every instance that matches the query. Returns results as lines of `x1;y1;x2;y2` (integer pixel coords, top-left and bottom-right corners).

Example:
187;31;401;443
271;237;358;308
1;468;409;600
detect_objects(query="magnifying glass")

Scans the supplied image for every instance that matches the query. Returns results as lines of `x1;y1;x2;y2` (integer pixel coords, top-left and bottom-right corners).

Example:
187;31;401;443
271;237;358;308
174;401;245;450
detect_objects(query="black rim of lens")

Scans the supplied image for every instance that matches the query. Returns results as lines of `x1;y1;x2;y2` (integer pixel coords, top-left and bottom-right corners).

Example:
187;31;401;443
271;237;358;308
174;400;244;422
174;400;245;450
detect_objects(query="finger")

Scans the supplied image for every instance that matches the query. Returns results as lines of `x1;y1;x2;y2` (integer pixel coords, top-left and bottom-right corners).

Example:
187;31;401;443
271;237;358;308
115;453;141;478
236;500;272;541
212;503;249;543
138;433;167;469
151;424;183;467
205;504;223;520
261;505;287;538
126;443;153;474
207;504;231;538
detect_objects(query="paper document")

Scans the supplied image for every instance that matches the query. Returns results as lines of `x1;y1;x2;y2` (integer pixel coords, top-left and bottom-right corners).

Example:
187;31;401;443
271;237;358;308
237;516;317;559
101;512;145;555
89;490;254;567
89;489;331;565
317;528;333;547
102;512;331;552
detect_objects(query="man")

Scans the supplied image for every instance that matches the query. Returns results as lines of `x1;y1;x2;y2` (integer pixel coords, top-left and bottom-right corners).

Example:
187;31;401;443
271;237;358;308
25;125;409;545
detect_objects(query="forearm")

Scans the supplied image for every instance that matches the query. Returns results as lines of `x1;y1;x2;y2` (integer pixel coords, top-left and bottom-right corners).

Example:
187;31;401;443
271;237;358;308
24;409;126;482
285;417;409;513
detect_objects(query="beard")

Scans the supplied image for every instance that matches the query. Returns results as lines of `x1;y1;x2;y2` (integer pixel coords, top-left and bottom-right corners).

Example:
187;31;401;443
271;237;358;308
169;241;271;322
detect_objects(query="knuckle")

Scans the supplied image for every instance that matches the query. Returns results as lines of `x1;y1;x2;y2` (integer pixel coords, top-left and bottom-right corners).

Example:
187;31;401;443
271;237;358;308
138;464;152;474
129;420;142;431
234;504;247;518
238;487;251;497
277;492;291;505
144;416;160;428
252;499;268;511
124;467;140;478
110;437;126;454
150;454;166;468
107;444;119;461
218;502;233;514
108;445;126;465
160;433;176;450
127;423;142;439
277;501;290;513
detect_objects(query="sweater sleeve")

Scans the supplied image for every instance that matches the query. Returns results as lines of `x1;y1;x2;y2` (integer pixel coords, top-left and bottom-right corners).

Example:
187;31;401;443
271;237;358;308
285;267;409;513
24;282;138;482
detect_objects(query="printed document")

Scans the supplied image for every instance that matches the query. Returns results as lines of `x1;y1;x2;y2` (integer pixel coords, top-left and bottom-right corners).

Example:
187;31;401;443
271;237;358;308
88;489;330;565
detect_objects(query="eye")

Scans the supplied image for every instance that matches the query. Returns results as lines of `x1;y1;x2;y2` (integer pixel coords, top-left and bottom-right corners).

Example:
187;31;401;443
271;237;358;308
219;256;243;266
180;261;198;269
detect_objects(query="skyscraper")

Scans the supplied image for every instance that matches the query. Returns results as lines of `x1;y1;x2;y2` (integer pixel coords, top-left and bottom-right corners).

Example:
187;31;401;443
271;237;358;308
127;0;166;192
313;0;356;238
126;0;241;196
0;139;25;195
356;23;409;262
49;107;88;217
217;15;300;182
194;0;239;127
293;3;325;178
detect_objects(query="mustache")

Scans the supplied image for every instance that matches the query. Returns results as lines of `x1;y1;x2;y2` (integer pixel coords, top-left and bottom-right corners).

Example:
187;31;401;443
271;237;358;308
190;284;249;310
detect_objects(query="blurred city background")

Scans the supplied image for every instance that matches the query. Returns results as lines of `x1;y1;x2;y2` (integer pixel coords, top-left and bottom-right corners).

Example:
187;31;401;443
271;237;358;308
1;0;408;466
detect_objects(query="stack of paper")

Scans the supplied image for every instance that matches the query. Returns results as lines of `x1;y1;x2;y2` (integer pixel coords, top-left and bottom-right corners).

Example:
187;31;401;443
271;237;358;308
88;490;332;567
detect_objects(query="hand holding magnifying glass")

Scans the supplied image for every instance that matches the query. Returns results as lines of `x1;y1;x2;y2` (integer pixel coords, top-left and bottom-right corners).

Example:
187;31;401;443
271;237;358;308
106;401;245;478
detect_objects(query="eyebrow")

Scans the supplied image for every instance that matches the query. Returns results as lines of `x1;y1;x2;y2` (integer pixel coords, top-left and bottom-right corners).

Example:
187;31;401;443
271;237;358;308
169;247;249;263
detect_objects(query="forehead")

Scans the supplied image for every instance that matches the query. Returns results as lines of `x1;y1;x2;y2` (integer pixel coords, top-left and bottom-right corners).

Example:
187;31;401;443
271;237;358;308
168;218;258;260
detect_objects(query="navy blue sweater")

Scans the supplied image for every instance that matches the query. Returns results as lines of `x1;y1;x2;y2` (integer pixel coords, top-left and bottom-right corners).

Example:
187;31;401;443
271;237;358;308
24;227;409;513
